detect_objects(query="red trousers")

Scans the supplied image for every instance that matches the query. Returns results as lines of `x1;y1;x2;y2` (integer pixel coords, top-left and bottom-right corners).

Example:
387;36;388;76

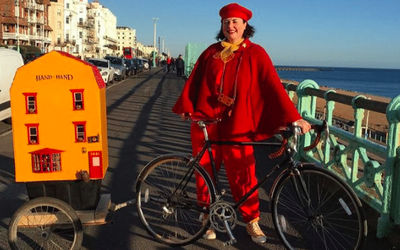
191;124;260;223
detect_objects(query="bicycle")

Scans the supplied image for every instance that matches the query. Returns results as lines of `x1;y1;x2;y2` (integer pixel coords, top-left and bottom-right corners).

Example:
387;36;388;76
135;117;367;249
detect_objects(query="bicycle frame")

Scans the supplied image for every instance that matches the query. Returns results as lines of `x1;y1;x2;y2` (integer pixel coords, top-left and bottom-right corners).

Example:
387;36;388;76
192;121;298;210
135;119;365;249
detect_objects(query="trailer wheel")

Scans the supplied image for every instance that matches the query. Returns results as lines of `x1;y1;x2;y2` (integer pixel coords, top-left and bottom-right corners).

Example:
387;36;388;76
8;197;83;250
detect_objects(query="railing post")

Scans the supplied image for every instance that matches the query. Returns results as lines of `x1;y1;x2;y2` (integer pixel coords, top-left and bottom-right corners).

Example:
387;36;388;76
378;95;400;237
352;95;366;183
296;80;319;158
324;90;335;165
283;83;295;100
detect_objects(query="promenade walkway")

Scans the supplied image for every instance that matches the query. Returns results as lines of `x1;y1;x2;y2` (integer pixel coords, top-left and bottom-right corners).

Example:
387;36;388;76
0;68;398;249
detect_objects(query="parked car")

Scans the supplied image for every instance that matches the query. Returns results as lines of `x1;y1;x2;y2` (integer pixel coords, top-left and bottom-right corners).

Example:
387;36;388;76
0;48;24;122
124;59;136;76
133;58;144;73
87;58;115;85
142;59;149;70
105;56;127;81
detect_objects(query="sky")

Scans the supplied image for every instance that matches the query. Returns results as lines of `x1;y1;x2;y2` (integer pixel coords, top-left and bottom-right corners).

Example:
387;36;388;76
95;0;400;69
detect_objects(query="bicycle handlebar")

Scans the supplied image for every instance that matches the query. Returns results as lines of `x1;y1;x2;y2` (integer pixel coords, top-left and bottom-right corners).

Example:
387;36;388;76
303;122;327;151
184;114;328;160
268;120;328;159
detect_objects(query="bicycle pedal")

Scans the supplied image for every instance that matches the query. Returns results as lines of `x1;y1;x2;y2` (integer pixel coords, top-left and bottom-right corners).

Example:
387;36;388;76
223;239;237;246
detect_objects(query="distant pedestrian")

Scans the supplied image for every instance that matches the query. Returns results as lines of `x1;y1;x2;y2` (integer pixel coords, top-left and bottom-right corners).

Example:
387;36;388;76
148;57;152;70
171;57;176;72
167;56;172;72
161;59;167;72
176;54;185;77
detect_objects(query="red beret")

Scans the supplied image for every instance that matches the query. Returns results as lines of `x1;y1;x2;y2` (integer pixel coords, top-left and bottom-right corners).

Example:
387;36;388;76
219;3;252;21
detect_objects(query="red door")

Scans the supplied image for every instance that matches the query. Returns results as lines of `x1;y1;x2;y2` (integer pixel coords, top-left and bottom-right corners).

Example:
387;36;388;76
88;151;103;179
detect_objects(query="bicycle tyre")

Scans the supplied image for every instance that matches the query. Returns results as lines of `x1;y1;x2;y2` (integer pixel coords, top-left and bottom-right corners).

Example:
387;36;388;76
136;154;216;246
8;196;83;250
272;163;367;250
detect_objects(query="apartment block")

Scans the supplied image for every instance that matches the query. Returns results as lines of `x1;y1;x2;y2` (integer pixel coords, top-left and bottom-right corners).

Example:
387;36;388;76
117;26;136;57
48;0;64;51
87;1;117;58
0;0;52;54
2;0;141;60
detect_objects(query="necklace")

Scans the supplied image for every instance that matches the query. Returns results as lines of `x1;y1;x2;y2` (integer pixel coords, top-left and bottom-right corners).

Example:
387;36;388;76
217;55;243;107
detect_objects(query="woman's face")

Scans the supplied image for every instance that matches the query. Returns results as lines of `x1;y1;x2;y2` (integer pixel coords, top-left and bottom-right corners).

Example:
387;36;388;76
222;17;247;43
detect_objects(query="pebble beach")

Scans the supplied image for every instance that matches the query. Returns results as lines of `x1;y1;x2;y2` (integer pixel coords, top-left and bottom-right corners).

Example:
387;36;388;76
283;80;391;133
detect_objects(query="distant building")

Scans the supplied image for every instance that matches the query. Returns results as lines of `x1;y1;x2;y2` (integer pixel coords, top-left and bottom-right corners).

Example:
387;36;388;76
61;0;91;58
142;44;158;58
135;42;158;58
4;0;145;60
88;1;117;58
117;26;136;57
0;0;52;53
48;0;64;51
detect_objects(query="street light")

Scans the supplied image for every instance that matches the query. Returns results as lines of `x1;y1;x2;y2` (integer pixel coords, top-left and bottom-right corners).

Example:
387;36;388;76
152;17;159;67
162;38;164;54
158;36;161;55
15;0;20;53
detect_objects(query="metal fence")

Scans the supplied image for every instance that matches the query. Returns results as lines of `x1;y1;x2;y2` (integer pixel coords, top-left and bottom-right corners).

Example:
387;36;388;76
184;42;207;77
284;79;400;238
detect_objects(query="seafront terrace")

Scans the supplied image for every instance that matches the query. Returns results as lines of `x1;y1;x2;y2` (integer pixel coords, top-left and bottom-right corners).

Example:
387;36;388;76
0;68;398;248
282;79;400;238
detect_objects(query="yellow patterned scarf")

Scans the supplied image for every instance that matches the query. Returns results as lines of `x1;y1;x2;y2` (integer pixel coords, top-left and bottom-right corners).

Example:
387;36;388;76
219;38;244;63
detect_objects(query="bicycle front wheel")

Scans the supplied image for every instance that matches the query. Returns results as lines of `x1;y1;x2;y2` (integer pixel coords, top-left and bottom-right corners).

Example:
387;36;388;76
8;197;83;250
136;154;216;246
272;164;366;250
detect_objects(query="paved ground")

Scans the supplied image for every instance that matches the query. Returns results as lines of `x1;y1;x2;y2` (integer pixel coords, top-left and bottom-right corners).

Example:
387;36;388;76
0;68;399;249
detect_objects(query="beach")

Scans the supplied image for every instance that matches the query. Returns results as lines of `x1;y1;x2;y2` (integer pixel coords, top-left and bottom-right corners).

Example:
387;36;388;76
282;80;391;133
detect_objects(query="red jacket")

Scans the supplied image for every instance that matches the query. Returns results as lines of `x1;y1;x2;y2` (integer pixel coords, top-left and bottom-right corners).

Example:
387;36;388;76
173;39;301;141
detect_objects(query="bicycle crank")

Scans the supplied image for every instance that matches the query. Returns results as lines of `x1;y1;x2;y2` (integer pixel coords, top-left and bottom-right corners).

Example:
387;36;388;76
209;201;237;233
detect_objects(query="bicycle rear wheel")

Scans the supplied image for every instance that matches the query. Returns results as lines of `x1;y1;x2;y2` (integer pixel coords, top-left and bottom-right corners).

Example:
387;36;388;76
272;164;366;250
8;197;83;250
136;154;216;246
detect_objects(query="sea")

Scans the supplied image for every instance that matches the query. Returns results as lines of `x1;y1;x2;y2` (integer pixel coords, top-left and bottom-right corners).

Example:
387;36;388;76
276;67;400;99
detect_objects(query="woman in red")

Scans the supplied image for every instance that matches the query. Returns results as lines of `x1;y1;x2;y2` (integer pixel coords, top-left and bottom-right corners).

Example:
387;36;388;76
173;3;310;243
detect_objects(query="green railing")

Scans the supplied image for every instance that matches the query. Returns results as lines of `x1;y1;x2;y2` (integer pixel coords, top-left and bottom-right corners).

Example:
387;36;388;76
284;79;400;237
184;43;207;77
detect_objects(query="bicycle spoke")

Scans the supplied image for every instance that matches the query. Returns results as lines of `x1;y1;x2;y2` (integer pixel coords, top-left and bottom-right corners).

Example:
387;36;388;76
9;197;82;250
320;222;353;249
272;166;365;250
137;156;214;246
276;198;308;220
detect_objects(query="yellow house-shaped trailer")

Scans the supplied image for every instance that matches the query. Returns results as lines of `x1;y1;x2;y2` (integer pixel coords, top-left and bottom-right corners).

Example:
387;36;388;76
11;51;108;183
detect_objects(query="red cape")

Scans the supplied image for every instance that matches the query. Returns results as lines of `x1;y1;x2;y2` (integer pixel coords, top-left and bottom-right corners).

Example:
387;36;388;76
173;39;301;141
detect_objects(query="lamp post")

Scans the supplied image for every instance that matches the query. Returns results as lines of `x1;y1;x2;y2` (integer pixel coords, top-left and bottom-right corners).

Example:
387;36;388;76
162;38;164;54
15;0;20;53
152;17;159;67
158;36;161;55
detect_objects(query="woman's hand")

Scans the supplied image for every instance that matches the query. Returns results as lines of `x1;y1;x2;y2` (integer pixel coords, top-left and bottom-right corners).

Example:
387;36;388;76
293;119;311;135
179;113;192;120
